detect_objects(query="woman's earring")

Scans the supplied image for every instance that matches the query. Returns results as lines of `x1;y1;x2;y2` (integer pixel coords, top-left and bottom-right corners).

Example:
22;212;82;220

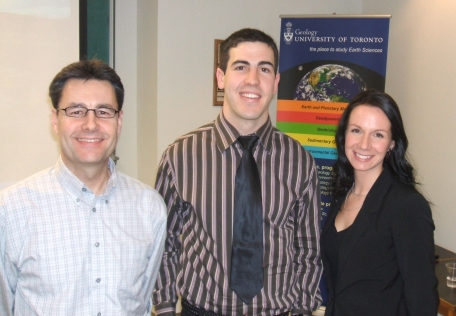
385;149;391;161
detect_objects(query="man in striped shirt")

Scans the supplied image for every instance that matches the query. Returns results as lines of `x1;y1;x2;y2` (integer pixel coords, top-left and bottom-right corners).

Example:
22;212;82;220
154;28;322;316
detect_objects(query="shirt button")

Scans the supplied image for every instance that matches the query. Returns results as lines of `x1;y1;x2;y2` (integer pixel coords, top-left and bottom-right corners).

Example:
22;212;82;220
96;278;101;283
98;313;101;316
92;207;96;212
105;200;109;204
82;188;87;192
76;198;80;202
95;242;100;247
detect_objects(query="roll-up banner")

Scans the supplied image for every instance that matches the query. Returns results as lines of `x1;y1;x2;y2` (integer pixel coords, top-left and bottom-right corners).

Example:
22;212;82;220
277;15;391;304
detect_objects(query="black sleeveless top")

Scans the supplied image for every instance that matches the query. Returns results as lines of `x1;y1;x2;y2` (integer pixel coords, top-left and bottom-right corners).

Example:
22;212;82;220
323;217;352;285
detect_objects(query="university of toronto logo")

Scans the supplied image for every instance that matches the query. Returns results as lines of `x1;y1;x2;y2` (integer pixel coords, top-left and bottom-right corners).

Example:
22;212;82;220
284;22;293;44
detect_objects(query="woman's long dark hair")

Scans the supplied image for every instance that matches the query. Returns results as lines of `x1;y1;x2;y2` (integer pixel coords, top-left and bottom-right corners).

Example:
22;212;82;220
332;89;416;196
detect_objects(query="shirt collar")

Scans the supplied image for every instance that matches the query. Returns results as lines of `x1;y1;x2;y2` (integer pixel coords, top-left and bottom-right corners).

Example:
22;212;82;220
213;112;275;153
55;156;118;200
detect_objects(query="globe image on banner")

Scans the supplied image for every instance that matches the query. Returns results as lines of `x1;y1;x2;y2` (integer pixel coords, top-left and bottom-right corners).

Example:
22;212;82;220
294;64;367;102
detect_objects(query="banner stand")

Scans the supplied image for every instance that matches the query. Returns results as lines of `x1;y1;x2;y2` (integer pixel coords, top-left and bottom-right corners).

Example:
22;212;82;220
277;14;391;306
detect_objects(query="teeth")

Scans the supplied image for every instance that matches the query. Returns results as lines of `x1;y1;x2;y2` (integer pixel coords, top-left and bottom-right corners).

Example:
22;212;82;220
241;93;260;99
356;153;372;159
78;138;101;143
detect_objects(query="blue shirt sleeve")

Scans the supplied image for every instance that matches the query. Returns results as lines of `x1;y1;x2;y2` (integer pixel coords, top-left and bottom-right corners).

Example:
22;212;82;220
0;200;16;316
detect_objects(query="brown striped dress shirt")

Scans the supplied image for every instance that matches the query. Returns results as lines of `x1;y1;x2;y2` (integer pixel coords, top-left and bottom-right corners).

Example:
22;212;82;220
153;113;322;316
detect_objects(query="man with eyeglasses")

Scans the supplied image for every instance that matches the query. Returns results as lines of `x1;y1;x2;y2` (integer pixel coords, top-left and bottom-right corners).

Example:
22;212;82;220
0;59;167;315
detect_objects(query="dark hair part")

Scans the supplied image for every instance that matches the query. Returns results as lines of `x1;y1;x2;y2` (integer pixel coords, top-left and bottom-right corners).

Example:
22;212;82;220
218;28;279;74
332;89;416;196
49;59;124;110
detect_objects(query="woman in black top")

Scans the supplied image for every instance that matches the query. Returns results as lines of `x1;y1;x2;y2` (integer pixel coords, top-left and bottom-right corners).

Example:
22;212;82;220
321;89;438;316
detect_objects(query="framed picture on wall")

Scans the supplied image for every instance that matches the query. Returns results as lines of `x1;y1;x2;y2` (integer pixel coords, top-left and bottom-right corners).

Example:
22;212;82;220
213;39;224;106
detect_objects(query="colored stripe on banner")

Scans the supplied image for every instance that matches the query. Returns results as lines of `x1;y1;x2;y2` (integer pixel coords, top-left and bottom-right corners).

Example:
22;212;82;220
286;133;336;148
276;122;337;136
302;145;338;160
278;100;347;114
277;111;342;125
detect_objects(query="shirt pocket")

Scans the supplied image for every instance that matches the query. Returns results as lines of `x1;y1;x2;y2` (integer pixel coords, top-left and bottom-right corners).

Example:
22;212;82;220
267;200;297;228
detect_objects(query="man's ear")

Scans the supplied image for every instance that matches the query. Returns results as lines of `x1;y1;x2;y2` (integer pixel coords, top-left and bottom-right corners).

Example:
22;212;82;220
216;68;225;90
117;110;123;136
51;108;59;135
273;73;280;95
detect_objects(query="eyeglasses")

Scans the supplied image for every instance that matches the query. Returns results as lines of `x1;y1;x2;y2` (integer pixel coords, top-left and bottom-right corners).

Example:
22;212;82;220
58;106;119;119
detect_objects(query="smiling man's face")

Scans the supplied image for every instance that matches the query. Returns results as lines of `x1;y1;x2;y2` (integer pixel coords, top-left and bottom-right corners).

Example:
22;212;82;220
52;79;122;174
216;41;280;135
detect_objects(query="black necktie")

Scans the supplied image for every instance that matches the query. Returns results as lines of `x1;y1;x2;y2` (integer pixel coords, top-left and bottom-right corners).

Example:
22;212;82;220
230;135;263;304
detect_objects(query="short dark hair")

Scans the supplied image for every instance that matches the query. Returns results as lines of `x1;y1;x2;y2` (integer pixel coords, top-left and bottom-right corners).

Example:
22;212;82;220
218;28;279;74
49;59;124;110
332;89;416;196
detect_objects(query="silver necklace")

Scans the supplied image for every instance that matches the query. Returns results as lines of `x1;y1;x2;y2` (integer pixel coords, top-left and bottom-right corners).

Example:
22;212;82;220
341;184;363;212
351;183;367;196
351;191;367;197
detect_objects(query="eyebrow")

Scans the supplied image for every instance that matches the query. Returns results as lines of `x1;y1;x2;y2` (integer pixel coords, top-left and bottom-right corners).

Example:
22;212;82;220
348;123;390;133
231;60;275;68
68;102;115;109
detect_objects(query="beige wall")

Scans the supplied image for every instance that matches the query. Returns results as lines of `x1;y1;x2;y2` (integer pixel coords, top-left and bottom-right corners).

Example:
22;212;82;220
361;0;456;251
0;0;79;189
136;0;159;186
114;2;139;178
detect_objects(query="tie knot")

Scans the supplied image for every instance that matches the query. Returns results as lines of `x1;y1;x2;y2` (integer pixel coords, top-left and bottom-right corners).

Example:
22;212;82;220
238;135;259;151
